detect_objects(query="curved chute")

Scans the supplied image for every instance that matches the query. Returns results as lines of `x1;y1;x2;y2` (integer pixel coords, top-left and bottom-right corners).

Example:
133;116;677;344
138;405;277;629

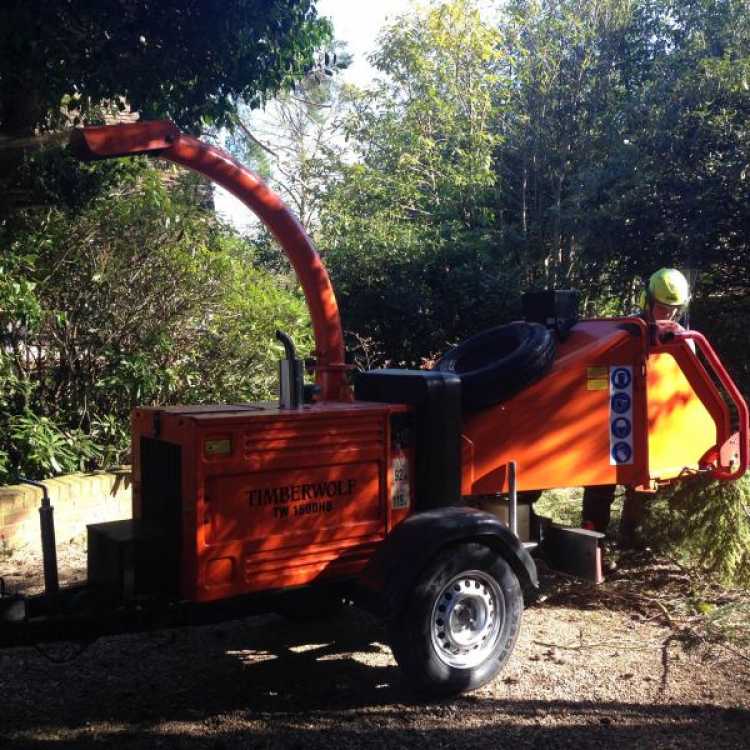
70;121;348;402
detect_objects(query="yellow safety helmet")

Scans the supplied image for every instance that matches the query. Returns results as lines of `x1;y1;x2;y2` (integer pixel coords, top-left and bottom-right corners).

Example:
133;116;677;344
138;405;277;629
639;268;690;312
648;267;690;306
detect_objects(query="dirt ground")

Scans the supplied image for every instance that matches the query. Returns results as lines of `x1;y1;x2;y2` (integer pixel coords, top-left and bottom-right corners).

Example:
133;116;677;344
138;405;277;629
1;537;749;750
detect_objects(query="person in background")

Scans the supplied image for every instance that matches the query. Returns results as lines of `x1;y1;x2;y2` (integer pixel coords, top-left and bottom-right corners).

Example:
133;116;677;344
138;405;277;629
581;268;691;545
639;267;691;325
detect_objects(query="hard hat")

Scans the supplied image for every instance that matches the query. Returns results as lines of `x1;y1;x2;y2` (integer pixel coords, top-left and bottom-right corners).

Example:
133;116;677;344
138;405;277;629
647;268;690;306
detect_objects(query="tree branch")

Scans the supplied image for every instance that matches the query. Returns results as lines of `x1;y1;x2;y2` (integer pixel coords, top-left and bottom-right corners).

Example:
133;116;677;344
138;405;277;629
235;119;279;159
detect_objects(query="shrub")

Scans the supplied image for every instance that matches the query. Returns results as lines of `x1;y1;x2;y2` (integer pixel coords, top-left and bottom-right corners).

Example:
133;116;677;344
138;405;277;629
0;158;311;484
644;474;750;587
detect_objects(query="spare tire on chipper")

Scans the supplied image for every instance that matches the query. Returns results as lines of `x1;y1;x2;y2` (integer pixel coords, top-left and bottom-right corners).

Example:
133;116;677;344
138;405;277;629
435;322;556;410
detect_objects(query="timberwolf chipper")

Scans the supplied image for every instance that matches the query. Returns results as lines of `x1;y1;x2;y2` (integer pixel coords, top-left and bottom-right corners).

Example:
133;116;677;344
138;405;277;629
1;122;746;697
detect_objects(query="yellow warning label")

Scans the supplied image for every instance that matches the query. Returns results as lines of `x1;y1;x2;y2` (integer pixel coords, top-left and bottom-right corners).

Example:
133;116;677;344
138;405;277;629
586;366;609;391
587;367;608;379
205;439;232;456
587;379;609;391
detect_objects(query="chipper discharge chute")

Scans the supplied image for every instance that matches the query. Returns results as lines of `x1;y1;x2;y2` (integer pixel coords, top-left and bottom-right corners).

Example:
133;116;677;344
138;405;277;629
0;122;746;700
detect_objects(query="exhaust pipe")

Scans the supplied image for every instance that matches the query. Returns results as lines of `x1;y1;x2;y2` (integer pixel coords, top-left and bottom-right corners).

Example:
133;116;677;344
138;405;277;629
276;330;304;409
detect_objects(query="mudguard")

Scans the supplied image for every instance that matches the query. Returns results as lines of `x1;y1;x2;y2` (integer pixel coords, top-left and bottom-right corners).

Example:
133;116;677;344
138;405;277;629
360;506;539;618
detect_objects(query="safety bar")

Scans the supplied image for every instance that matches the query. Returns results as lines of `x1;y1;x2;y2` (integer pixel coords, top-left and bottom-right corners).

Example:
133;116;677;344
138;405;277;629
668;330;748;481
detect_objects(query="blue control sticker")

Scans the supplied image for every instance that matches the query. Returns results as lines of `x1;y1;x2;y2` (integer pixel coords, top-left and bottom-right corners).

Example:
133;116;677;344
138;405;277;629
609;365;634;465
611;417;632;439
611;392;631;414
611;367;632;389
612;442;633;464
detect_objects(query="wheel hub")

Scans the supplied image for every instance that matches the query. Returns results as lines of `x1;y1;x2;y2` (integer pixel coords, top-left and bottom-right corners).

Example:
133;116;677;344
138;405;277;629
430;570;504;669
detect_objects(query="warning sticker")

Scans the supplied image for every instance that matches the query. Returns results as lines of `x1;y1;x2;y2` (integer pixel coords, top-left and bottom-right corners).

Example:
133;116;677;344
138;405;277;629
587;378;609;391
609;366;634;465
587;366;609;390
205;438;232;456
391;452;411;510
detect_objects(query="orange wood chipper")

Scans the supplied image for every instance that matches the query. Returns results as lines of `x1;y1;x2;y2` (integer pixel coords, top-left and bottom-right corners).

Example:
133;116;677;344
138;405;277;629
1;121;747;697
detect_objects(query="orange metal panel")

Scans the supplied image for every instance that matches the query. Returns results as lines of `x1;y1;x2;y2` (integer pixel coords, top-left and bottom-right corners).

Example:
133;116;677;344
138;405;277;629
646;349;725;480
462;318;741;495
131;401;410;602
462;320;651;493
205;463;382;545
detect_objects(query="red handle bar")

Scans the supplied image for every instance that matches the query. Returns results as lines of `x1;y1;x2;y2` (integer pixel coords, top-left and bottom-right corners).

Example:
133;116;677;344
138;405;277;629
670;330;748;481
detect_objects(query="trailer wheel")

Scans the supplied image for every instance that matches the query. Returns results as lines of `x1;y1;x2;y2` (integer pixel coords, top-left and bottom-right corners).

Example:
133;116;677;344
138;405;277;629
435;322;555;410
388;542;522;697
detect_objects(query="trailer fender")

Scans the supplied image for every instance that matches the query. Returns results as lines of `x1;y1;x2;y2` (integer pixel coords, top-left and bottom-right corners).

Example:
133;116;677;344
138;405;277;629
361;507;538;619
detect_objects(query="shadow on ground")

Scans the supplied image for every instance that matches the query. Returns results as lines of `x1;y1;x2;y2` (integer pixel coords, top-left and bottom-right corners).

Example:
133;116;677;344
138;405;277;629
536;547;700;615
1;606;748;749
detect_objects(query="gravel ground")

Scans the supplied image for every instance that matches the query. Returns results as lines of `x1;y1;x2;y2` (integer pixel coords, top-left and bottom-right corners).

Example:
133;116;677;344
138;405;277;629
1;538;749;749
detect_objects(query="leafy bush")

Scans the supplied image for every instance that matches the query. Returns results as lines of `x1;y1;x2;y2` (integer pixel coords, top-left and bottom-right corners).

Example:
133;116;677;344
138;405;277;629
0;156;311;484
644;475;750;587
9;413;100;477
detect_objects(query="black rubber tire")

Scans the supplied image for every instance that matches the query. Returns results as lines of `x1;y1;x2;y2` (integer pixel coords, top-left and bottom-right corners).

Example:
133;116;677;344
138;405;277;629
435;322;556;410
388;542;523;697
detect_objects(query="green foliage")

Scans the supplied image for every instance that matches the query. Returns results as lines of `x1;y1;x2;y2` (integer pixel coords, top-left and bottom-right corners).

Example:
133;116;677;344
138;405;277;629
702;600;750;649
14;147;151;215
644;475;750;587
0;155;310;484
493;0;750;313
321;0;514;365
534;488;585;528
319;0;750;370
690;294;750;400
9;413;100;478
0;1;331;136
0;252;41;330
605;0;750;289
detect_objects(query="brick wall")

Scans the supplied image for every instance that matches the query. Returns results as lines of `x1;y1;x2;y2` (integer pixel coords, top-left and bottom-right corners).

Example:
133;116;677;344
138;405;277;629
0;470;132;552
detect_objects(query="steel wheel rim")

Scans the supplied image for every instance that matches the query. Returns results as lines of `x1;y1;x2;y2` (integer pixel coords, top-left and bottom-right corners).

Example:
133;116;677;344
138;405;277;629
430;569;504;669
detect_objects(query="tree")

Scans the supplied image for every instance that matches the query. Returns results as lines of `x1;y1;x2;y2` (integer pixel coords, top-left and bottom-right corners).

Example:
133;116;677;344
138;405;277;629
489;0;750;338
0;1;331;138
497;0;640;304
319;0;510;365
615;0;750;284
0;161;311;482
0;1;332;216
227;46;353;237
